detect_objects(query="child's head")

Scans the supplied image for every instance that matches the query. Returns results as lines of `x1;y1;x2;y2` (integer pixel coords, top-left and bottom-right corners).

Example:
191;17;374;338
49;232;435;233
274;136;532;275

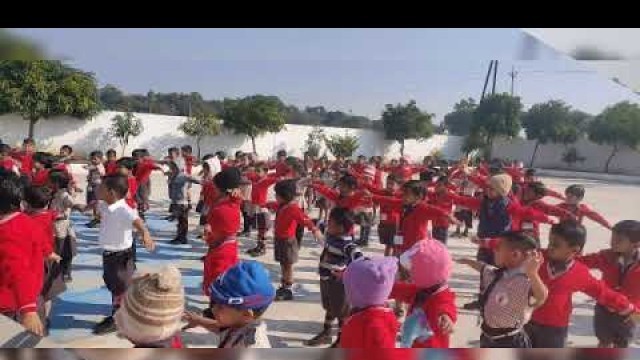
106;149;117;162
99;174;129;204
277;149;287;161
547;220;587;262
254;162;269;177
213;167;242;195
390;159;398;167
23;185;52;210
115;265;185;346
385;174;401;191
274;179;298;204
0;169;23;215
337;174;358;195
327;207;355;237
402;180;426;205
22;138;35;152
168;147;179;159
399;240;452;288
209;261;275;328
49;170;70;191
116;157;137;176
435;176;449;195
522;181;547;203
400;156;409;165
524;168;536;181
343;257;398;309
181;145;193;157
610;220;640;255
59;145;73;157
215;150;227;161
487;173;512;199
167;161;180;178
494;231;539;269
33;152;54;170
357;155;366;164
0;144;11;157
131;149;143;160
564;184;585;205
89;150;104;165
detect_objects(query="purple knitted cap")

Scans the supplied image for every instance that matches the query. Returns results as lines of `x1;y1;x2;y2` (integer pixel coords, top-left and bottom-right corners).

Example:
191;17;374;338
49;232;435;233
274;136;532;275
343;256;398;309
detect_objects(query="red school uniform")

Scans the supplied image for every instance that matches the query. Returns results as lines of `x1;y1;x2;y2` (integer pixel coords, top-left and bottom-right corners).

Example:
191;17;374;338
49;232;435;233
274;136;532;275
126;176;138;210
31;168;50;187
134;157;159;185
183;155;195;175
340;306;399;349
556;202;612;229
362;183;402;226
515;200;572;239
246;172;279;207
531;253;635;328
426;191;456;229
1;158;18;173
265;201;316;239
310;182;370;211
26;210;57;259
578;250;640;310
105;161;119;176
0;213;45;316
390;283;457;348
11;150;34;178
203;196;242;296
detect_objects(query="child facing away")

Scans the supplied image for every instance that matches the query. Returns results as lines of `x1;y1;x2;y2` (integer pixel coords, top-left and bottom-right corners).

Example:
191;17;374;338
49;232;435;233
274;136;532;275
305;207;364;347
525;221;640;348
360;174;402;257
115;265;185;348
391;239;457;348
0;169;45;336
184;260;275;348
578;220;640;348
557;184;612;230
92;174;156;335
245;162;280;257
84;150;106;228
167;161;201;245
265;179;323;301
340;256;399;348
458;232;548;348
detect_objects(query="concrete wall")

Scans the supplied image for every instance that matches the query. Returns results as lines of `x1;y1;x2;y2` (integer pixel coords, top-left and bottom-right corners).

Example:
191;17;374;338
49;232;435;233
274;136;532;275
493;137;640;175
0;111;465;161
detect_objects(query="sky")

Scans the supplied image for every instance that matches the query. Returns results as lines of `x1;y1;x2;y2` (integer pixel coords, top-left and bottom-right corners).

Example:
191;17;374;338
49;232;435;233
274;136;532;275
11;28;640;122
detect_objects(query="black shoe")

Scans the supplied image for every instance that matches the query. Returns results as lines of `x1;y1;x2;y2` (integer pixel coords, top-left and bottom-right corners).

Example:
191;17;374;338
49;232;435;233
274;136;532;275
304;330;333;347
247;245;266;257
63;274;72;283
275;287;294;301
463;300;481;310
170;237;188;245
92;316;117;335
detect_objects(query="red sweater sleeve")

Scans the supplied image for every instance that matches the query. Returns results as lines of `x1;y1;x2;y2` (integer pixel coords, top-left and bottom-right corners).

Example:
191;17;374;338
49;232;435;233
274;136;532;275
544;188;566;201
580;269;635;314
311;182;339;202
577;252;607;270
510;203;554;224
292;206;317;232
2;241;38;315
449;193;481;210
531;201;575;220
434;289;458;323
416;202;450;219
389;282;417;304
580;205;612;230
371;194;403;209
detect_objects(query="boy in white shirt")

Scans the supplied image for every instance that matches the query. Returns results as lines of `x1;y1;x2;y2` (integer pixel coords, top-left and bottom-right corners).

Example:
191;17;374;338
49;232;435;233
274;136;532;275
92;174;156;335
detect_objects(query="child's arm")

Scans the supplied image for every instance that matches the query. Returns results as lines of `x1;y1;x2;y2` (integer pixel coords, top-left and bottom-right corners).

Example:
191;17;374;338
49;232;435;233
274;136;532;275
576;251;606;270
524;251;549;308
530;201;576;221
133;218;155;252
183;310;222;333
292;206;323;243
370;194;403;209
448;193;482;211
580;204;613;230
580;270;635;316
455;258;485;272
544;188;566;201
310;182;339;202
436;291;458;335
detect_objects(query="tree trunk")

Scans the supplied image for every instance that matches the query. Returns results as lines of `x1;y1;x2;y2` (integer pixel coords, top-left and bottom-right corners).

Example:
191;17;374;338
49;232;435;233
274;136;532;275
251;136;257;155
529;141;540;167
121;139;128;157
399;140;405;157
604;145;619;173
196;137;202;161
486;137;494;160
28;118;37;139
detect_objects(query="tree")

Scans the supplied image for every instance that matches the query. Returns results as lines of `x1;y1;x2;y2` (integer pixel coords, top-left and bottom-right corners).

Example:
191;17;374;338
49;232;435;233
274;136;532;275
381;100;435;156
0;30;44;60
110;112;143;156
562;147;586;168
0;60;100;138
443;98;477;136
324;134;359;159
588;101;640;173
470;93;523;159
304;126;325;158
522;100;587;167
178;111;222;160
222;95;287;154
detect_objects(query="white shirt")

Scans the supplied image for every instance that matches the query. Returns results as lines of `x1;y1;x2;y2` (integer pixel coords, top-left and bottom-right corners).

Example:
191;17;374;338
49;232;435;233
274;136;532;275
97;199;139;251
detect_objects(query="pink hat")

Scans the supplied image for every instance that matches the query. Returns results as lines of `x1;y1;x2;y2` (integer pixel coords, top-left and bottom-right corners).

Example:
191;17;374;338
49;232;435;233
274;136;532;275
399;240;452;288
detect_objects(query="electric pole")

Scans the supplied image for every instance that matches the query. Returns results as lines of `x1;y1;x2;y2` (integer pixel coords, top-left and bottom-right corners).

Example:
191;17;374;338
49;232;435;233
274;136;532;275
508;66;518;95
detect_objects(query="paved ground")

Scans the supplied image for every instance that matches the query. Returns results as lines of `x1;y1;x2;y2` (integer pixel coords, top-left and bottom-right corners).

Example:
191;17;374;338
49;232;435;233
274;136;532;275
21;171;640;348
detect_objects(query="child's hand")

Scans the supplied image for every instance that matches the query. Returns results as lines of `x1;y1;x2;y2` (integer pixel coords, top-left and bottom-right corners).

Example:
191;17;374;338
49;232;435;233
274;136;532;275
48;253;62;263
331;269;344;279
141;233;156;252
182;310;203;330
523;250;543;277
312;229;325;244
455;258;473;266
448;215;461;226
21;312;45;336
438;314;454;334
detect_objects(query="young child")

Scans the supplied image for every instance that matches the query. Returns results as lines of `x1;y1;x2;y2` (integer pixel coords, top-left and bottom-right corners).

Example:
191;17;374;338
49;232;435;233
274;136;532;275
115;265;185;348
266;179;322;301
167;161;201;245
116;157;139;211
104;149;119;176
525;221;640;348
557;184;612;230
391;240;457;348
0;144;19;175
31;152;54;187
11;137;36;180
196;155;217;239
184;260;275;348
426;176;456;244
0;169;45;336
458;232;548;348
84;150;106;228
164;147;181;220
340;256;399;349
362;174;402;256
134;149;162;221
305;207;364;347
181;145;196;210
517;182;575;243
92;174;155;335
578;220;640;348
245;163;279;257
452;176;476;238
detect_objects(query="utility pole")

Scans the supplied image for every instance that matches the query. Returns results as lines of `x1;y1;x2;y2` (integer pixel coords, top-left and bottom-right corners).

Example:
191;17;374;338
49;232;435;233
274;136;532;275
508;66;518;95
491;60;499;95
481;60;495;101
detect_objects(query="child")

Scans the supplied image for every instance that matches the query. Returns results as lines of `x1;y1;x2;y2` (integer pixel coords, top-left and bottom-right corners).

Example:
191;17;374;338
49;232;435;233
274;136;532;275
391;240;457;348
196;155;217;239
116;157;139;211
340;256;399;349
11;137;36;180
92;174;155;335
167;161;201;245
184;260;275;348
23;185;64;333
458;232;548;348
164;147;181;220
104;149;119;176
266;179;323;301
31;152;54;187
114;265;185;348
452;176;476;238
517;182;575;242
426;176;456;244
0;144;19;175
245;163;279;257
525;221;640;348
305;207;364;347
134;149;162;221
557;184;612;230
181;145;196;210
0;169;45;336
362;174;402;256
578;220;640;348
84;150;106;228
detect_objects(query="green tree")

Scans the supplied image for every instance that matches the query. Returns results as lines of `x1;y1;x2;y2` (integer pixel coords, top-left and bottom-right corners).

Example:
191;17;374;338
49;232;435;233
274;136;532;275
222;95;287;154
522;100;587;167
110;112;143;156
588;101;640;173
178;111;222;160
0;60;100;139
324;134;359;159
0;30;44;60
381;100;435;156
304;126;325;158
470;93;523;159
443;98;477;136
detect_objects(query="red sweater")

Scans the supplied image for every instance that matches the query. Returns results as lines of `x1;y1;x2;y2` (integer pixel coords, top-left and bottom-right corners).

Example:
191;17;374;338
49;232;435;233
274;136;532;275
266;202;316;239
246;173;279;206
134;157;159;184
390;283;457;348
311;182;371;211
184;155;195;175
371;196;449;253
126;176;138;210
515;200;572;239
363;184;402;226
105;161;119;176
26;210;57;258
11;151;34;177
557;203;612;229
201;179;219;209
579;250;640;310
206;197;242;244
0;213;44;315
32;168;50;187
531;254;635;328
0;158;17;172
340;306;399;349
426;191;455;228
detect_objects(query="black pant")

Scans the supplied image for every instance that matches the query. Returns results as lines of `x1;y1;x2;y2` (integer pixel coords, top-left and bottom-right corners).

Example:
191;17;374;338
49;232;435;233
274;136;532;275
594;304;636;347
432;227;449;244
172;204;189;240
296;224;304;247
480;331;531;348
524;322;569;348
